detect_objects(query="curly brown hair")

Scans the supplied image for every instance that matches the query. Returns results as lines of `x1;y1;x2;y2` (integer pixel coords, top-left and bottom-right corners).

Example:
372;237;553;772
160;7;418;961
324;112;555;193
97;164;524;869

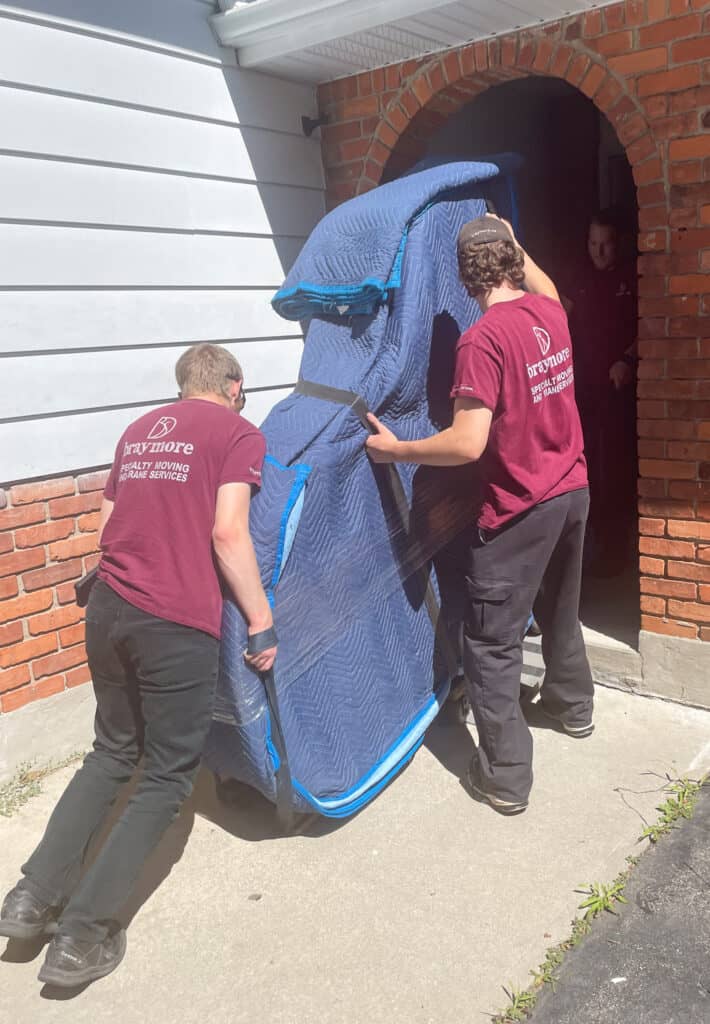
458;239;525;297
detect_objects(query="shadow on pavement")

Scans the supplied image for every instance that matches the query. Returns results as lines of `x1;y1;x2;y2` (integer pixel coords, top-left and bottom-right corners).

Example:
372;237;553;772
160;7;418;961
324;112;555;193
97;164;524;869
1;933;49;965
96;697;575;943
40;980;92;1001
193;767;349;842
523;701;573;735
424;704;477;780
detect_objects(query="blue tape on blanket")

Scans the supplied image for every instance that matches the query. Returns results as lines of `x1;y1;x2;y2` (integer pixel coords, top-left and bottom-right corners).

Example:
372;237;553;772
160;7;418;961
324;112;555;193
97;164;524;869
263;454;311;608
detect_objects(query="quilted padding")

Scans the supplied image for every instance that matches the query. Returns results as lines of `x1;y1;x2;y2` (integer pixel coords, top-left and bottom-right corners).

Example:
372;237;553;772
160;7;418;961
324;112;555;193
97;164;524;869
203;162;519;817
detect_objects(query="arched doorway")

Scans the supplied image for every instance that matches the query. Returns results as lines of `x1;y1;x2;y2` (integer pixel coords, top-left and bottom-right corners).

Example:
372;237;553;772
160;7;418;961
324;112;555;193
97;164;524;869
375;72;643;654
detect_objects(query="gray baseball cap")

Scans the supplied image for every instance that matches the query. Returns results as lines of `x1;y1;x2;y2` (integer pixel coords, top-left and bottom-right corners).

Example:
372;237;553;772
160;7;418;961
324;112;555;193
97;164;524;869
457;215;514;253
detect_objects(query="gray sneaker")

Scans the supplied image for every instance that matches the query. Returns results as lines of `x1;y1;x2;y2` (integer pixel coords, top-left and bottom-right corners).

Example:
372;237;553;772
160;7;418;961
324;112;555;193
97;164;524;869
465;758;528;815
539;702;594;738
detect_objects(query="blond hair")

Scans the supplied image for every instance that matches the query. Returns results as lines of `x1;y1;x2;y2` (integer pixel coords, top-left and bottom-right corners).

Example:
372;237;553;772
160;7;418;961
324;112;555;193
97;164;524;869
175;343;242;399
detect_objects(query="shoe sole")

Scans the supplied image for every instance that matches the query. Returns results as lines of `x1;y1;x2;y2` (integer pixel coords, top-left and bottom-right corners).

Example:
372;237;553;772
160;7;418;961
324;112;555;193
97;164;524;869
466;770;527;816
38;931;126;988
541;709;594;738
561;723;595;738
0;919;58;941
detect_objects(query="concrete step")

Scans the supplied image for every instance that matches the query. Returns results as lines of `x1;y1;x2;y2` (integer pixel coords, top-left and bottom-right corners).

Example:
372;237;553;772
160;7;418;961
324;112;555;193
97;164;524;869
451;629;644;725
524;627;643;691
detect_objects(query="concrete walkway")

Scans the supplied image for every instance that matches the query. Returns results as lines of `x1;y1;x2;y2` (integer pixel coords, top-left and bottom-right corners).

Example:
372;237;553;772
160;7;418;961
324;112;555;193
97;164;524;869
1;685;708;1024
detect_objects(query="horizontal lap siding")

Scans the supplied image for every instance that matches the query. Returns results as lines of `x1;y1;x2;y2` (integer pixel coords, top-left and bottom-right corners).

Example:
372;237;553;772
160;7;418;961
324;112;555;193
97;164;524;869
0;9;314;127
0;291;296;353
2;388;296;483
0;90;324;187
0;156;325;236
3;341;304;419
0;226;306;287
3;0;237;65
0;1;324;485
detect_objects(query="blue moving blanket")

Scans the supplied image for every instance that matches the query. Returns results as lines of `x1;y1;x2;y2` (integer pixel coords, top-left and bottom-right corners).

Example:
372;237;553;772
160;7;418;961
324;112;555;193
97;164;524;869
272;160;501;320
203;161;518;818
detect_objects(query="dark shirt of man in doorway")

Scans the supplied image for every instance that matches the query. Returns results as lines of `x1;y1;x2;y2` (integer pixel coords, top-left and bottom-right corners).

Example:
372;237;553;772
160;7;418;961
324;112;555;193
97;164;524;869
0;343;277;988
566;210;638;578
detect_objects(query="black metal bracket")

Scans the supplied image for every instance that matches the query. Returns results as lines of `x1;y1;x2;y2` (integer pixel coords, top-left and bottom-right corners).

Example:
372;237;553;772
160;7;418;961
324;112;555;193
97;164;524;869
302;113;329;137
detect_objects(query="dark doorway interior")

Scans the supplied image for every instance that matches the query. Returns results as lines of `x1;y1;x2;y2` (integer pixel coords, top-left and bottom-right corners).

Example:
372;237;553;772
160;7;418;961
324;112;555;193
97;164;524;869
424;77;640;648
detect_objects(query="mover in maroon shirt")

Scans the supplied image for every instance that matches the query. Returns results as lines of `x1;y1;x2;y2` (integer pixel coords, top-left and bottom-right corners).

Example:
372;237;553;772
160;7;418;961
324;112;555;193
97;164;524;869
366;215;594;815
0;344;276;986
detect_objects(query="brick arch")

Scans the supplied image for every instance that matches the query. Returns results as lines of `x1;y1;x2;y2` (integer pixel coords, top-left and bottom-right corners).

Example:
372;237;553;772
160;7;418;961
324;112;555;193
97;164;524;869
318;4;710;645
353;34;660;202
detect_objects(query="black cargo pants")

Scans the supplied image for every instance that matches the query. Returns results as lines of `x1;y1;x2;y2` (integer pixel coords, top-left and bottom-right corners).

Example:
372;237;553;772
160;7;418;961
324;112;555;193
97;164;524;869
463;487;594;804
22;580;219;942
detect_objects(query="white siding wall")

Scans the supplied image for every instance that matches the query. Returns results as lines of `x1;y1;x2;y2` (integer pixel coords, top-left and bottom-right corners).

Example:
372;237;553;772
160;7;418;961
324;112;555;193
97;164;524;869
0;0;325;484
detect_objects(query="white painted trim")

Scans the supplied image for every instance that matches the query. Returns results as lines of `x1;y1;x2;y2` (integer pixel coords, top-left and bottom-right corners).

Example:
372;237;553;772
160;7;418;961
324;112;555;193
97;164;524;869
211;0;457;66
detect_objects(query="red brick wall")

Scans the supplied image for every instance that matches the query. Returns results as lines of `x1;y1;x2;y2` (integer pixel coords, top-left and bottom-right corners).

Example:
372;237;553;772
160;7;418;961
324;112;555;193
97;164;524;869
318;0;710;643
2;2;710;721
0;471;106;714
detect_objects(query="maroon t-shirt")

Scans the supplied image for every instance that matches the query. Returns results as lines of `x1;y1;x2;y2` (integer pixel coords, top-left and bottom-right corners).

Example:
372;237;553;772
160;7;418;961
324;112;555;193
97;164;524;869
99;399;266;638
451;293;587;531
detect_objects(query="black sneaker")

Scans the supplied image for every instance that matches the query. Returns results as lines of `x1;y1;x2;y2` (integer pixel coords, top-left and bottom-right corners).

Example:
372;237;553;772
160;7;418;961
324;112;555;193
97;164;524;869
539;702;594;738
465;758;528;816
0;882;60;941
38;930;126;988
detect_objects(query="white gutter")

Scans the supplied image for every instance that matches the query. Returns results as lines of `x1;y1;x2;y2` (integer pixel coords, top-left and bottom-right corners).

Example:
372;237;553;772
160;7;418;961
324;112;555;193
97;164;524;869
211;0;459;68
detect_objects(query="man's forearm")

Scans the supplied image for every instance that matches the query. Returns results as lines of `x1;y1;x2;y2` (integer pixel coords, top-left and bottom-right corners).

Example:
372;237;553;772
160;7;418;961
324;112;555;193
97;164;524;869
388;427;480;466
214;533;272;632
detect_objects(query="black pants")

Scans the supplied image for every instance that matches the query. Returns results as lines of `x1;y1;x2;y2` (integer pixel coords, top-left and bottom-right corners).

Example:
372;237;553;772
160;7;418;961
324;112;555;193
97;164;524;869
463;488;594;804
22;581;218;942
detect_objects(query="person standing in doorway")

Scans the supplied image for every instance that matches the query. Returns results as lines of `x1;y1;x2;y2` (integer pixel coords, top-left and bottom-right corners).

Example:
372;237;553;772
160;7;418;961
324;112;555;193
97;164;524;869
366;215;594;815
567;210;638;577
0;343;276;986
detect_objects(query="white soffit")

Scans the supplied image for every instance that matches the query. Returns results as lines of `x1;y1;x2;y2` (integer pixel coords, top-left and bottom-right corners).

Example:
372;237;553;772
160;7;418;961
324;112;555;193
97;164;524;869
212;0;617;83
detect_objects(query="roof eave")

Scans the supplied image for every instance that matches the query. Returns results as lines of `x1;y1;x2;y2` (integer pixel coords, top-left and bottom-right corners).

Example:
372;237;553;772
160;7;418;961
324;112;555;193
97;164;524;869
211;0;458;69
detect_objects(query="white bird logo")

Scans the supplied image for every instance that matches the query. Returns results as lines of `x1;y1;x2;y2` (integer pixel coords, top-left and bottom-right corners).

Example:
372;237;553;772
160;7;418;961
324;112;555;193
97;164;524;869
533;326;551;357
147;416;177;440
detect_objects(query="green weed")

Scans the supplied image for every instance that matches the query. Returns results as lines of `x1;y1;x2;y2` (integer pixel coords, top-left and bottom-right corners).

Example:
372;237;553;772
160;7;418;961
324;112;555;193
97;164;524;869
492;985;537;1023
575;877;628;922
640;776;705;844
0;752;84;818
491;773;707;1022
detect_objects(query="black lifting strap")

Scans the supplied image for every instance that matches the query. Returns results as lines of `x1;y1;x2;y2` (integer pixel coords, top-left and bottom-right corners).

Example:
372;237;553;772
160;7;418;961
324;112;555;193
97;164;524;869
294;379;371;430
247;626;296;832
294;378;458;679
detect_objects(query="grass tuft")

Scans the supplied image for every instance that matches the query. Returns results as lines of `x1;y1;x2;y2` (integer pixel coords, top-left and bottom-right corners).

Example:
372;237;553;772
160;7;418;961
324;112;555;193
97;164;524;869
490;773;707;1022
0;752;84;818
640;776;705;844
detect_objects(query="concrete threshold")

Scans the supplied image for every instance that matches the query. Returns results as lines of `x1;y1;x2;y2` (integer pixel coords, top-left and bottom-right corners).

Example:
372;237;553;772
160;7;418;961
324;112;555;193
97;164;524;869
523;625;643;695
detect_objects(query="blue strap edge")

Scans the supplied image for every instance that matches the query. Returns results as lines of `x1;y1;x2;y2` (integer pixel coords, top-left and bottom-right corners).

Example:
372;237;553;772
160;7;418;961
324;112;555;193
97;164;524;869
273;275;387;304
264;680;450;818
263;453;312;609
